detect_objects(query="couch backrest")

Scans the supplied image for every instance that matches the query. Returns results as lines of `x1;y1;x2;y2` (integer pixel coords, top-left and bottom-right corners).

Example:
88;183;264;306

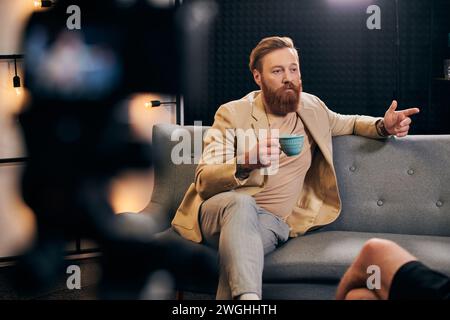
152;123;450;237
327;134;450;236
150;124;208;220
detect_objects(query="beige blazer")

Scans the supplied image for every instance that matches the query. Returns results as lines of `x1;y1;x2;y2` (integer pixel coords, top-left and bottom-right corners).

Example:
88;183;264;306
172;90;384;243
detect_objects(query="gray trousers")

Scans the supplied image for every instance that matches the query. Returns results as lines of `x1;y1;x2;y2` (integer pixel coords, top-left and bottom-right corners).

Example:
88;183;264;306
200;191;290;299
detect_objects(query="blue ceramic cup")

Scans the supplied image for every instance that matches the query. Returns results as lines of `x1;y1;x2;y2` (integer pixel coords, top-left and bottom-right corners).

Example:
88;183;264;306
279;135;304;156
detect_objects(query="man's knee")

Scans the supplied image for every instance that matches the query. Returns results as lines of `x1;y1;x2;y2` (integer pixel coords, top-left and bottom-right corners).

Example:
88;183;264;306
360;238;397;260
227;193;256;208
205;192;257;222
345;288;379;300
207;192;255;210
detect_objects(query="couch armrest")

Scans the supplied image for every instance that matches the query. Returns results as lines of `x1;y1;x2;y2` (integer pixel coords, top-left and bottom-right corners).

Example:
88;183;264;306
140;201;172;231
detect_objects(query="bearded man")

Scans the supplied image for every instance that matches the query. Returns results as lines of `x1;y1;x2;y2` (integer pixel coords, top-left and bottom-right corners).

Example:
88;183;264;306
171;36;420;300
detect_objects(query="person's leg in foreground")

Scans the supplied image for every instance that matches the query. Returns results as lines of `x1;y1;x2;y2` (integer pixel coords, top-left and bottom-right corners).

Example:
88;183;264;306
336;238;417;300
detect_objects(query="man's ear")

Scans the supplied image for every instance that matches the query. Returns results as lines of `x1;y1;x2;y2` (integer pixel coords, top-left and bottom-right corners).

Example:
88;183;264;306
253;69;262;87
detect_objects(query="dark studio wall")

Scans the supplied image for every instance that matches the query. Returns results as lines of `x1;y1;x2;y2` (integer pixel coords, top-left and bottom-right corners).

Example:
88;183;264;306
184;0;450;134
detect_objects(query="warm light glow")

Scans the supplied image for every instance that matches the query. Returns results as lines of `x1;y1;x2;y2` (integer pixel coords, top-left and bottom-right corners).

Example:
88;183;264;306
0;164;36;258
15;87;21;96
104;92;176;214
109;170;154;214
33;0;53;9
129;93;175;141
0;0;46;258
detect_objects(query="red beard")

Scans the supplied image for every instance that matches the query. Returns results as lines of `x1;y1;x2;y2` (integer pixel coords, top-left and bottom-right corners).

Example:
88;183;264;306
262;80;301;116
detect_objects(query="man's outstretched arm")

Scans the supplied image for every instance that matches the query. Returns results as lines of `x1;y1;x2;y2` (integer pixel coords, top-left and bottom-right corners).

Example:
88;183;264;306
318;97;420;138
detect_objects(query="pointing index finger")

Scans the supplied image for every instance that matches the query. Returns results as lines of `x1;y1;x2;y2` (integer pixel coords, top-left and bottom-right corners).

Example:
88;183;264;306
401;108;420;117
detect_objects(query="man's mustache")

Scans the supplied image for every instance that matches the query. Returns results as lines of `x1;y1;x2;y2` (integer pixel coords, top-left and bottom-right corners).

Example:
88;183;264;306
280;82;300;92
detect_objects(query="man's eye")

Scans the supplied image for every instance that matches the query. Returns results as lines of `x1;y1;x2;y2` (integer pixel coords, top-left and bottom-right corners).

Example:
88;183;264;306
291;68;297;72
273;70;281;74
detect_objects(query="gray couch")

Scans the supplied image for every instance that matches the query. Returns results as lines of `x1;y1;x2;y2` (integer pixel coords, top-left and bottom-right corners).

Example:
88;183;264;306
146;123;450;299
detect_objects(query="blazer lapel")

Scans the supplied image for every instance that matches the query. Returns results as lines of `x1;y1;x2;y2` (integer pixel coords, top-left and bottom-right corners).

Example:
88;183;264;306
248;92;270;185
250;91;269;133
298;100;333;165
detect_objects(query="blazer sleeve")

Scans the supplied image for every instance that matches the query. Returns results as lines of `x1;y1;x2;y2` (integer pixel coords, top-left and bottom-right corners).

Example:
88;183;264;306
316;96;385;139
194;105;243;199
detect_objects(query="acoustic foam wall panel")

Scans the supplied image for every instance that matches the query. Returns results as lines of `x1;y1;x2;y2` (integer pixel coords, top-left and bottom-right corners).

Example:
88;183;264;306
184;0;449;134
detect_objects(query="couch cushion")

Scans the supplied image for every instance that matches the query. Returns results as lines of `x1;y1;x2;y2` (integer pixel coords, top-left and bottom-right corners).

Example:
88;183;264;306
263;230;450;282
